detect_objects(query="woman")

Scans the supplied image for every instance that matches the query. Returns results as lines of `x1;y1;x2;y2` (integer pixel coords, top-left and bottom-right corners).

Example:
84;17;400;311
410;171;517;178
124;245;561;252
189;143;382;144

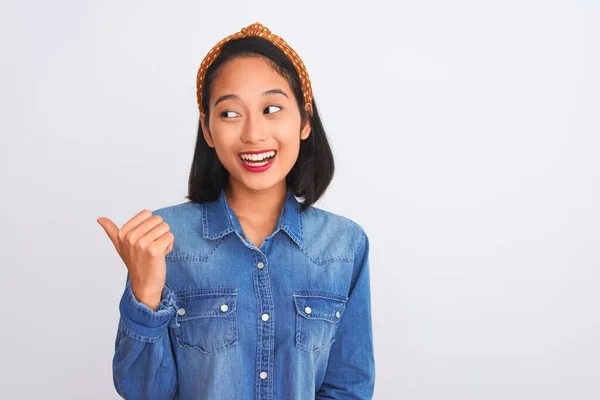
98;22;375;400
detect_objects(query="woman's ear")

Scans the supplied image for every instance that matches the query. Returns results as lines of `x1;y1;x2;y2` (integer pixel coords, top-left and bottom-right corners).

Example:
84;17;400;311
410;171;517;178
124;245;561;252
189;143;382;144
300;116;312;141
199;112;215;148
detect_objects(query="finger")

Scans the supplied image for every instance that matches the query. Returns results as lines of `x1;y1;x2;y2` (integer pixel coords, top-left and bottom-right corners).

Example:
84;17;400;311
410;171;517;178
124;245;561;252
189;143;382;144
154;231;175;257
138;220;171;244
119;209;154;238
126;215;167;246
97;217;120;251
132;219;171;249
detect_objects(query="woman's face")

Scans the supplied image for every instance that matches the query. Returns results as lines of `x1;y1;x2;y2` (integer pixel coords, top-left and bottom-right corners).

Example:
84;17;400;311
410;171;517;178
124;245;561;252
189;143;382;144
200;55;311;193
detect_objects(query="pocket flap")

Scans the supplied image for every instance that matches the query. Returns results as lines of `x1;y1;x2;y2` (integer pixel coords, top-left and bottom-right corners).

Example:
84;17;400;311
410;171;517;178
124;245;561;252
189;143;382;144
175;289;237;321
293;291;348;323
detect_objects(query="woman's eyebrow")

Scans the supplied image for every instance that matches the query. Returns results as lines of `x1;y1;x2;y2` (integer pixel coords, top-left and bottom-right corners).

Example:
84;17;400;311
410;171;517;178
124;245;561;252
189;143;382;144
214;94;238;108
213;89;288;108
262;89;288;98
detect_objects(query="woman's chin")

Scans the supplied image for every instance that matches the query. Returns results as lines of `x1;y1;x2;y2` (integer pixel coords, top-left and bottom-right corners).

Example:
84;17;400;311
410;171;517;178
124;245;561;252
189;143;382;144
241;179;281;192
232;173;285;193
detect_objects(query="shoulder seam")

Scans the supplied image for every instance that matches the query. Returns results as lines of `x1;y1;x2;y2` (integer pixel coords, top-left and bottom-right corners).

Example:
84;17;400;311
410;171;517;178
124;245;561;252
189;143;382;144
152;201;192;214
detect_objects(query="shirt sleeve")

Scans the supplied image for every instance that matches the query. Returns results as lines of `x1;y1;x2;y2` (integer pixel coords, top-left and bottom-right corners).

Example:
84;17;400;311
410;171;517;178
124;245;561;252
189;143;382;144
316;229;376;399
112;276;179;399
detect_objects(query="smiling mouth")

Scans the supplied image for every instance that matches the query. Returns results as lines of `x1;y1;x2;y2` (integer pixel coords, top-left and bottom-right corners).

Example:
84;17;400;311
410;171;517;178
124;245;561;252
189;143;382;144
239;150;277;167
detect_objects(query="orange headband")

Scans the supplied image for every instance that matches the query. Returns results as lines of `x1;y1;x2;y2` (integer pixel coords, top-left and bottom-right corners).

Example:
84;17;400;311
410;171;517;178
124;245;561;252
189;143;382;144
196;22;314;117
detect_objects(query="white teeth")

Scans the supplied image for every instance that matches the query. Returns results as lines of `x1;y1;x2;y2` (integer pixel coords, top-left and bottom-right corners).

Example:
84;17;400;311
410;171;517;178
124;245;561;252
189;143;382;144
240;150;276;162
240;150;276;167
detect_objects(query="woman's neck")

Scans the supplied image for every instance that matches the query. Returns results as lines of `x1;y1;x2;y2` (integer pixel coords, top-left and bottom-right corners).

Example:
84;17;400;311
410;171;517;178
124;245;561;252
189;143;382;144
224;180;287;223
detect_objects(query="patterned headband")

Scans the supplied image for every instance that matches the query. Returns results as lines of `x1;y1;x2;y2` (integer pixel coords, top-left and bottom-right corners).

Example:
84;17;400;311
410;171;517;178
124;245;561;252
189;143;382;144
196;22;314;117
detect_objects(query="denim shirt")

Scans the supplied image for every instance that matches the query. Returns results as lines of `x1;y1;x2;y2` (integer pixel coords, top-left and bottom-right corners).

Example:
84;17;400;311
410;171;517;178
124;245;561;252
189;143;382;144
112;187;375;399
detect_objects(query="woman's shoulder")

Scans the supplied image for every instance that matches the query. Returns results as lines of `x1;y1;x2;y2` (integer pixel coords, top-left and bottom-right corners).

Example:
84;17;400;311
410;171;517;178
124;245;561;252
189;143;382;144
301;204;367;259
149;201;210;257
302;204;364;231
151;200;200;222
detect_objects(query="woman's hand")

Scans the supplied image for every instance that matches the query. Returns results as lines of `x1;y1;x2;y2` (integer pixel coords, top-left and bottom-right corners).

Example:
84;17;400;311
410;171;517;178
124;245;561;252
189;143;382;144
97;210;174;311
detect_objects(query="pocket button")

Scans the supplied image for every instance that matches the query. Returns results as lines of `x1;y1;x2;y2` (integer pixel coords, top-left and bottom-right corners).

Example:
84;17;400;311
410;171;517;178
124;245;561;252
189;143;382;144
174;290;238;354
293;291;348;352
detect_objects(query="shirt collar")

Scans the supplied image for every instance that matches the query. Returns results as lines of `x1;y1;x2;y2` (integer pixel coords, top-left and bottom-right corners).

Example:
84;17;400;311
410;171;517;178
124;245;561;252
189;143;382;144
201;186;303;246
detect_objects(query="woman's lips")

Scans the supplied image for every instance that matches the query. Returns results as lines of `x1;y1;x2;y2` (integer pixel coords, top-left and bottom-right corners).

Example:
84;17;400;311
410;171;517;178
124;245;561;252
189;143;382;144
239;152;276;173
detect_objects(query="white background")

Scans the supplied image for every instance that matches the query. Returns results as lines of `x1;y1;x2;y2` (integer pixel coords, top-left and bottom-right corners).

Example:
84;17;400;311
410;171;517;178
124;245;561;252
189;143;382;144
1;0;599;398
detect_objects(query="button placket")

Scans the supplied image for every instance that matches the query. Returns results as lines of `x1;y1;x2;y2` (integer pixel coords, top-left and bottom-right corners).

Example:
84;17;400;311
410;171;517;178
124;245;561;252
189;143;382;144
254;254;274;395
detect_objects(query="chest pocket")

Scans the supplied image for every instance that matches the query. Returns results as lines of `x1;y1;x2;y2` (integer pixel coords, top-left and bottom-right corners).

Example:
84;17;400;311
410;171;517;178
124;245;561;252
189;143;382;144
293;291;348;352
173;289;238;355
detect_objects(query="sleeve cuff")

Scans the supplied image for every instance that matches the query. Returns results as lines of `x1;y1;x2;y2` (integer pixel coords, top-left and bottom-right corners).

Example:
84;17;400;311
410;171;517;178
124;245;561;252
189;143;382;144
118;282;177;342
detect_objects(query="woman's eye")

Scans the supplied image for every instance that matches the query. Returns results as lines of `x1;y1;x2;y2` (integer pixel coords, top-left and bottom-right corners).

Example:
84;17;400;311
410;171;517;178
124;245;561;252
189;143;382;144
220;110;240;118
264;105;282;114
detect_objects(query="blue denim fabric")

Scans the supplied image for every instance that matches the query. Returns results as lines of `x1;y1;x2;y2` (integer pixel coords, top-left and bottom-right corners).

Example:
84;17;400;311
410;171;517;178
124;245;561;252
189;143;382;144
112;187;375;399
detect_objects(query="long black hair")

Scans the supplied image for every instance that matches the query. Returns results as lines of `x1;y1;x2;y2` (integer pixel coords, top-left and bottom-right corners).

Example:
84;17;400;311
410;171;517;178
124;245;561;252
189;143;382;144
186;37;334;211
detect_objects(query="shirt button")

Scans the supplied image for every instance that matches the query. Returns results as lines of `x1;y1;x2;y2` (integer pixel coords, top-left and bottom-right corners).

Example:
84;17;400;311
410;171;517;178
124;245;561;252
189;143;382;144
220;304;229;312
304;306;312;315
261;313;270;321
259;371;268;379
177;308;186;316
257;262;265;269
335;311;341;319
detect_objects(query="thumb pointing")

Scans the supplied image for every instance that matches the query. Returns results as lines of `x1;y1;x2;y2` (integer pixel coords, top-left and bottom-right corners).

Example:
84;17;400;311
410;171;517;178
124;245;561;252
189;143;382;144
97;217;120;251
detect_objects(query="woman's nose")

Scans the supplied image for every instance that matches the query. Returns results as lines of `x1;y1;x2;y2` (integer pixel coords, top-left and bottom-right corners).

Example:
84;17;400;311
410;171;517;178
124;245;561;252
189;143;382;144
240;114;268;143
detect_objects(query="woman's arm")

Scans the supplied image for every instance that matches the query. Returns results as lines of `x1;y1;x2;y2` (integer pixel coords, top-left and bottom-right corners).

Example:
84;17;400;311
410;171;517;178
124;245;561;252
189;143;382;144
316;230;376;399
112;278;178;400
